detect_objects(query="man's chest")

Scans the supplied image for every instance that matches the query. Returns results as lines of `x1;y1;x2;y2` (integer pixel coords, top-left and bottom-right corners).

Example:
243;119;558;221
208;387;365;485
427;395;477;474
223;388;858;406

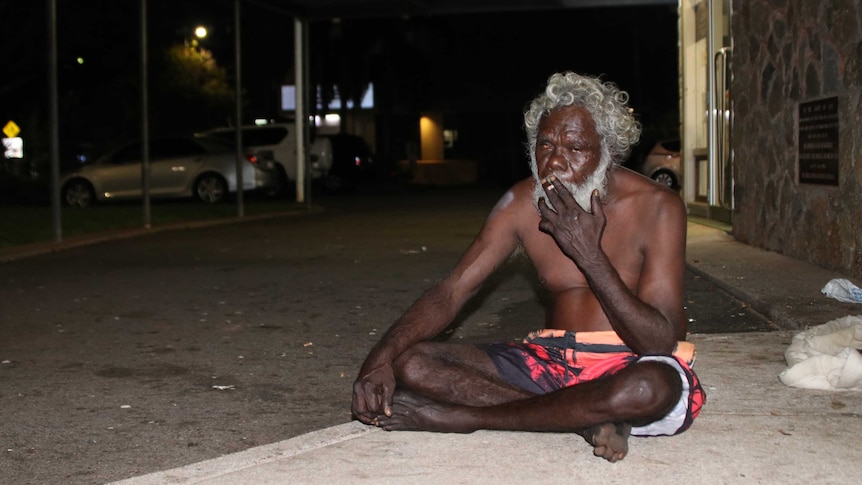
519;217;645;292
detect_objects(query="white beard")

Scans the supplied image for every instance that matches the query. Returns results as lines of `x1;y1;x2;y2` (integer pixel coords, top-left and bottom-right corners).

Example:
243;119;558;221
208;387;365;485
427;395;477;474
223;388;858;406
532;156;613;213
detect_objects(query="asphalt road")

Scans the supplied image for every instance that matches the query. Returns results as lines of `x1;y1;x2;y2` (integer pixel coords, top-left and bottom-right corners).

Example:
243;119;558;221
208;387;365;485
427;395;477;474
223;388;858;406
0;187;773;484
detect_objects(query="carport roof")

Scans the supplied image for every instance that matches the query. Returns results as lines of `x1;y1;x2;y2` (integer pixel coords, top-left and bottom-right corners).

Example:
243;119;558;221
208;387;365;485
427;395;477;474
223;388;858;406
248;0;676;20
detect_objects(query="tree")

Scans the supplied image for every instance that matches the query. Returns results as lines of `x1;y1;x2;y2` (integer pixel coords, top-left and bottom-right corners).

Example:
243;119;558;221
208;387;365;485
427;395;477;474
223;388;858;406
151;43;236;134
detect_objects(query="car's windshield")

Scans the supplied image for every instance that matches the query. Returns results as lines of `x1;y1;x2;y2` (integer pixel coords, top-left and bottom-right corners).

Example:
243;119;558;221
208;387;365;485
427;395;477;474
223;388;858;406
190;136;235;154
205;126;289;147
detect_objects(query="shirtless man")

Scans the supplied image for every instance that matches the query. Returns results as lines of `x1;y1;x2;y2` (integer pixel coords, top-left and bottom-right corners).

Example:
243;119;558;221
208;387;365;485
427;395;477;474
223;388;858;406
351;72;705;462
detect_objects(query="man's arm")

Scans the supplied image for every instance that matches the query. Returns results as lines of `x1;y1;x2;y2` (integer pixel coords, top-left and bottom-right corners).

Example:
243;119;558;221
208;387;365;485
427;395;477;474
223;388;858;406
538;177;686;355
352;189;523;423
583;189;686;354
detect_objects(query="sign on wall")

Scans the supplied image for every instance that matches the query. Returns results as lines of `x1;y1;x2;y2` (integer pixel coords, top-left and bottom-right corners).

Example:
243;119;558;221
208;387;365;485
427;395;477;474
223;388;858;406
798;97;839;186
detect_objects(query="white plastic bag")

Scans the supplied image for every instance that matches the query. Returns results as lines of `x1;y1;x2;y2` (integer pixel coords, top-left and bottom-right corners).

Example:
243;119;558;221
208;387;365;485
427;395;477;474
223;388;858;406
821;278;862;303
779;315;862;390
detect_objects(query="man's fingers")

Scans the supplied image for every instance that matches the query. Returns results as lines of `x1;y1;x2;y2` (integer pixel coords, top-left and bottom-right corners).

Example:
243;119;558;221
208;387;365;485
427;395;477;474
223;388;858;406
542;176;582;213
352;386;378;424
590;189;606;222
537;199;554;236
362;381;394;417
353;362;397;424
353;381;384;416
382;382;395;417
537;196;553;216
351;397;374;424
541;177;565;206
351;383;367;412
355;412;376;425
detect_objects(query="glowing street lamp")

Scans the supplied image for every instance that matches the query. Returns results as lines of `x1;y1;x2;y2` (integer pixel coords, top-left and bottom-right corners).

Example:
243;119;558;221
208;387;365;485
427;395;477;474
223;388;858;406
189;26;208;49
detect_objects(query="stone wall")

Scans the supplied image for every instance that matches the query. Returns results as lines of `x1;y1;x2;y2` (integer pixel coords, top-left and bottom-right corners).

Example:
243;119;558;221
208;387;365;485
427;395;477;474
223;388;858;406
731;0;862;276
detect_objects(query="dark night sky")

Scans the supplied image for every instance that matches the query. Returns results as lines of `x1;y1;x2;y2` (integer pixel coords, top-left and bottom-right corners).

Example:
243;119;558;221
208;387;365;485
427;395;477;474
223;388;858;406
234;5;680;122
1;1;678;173
265;5;676;154
418;8;678;116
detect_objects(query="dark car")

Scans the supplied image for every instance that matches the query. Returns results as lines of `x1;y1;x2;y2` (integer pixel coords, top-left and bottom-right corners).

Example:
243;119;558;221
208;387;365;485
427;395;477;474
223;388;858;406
320;133;374;192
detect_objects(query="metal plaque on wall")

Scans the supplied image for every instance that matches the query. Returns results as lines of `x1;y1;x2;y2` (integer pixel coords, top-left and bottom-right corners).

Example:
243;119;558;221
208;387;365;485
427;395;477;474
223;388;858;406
798;97;839;186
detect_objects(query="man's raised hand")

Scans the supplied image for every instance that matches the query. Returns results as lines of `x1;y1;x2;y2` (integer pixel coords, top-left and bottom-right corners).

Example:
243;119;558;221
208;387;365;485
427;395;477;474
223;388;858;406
536;176;607;267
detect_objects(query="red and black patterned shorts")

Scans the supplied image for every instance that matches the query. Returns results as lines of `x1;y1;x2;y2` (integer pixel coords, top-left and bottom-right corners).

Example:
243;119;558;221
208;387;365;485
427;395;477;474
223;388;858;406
483;329;705;436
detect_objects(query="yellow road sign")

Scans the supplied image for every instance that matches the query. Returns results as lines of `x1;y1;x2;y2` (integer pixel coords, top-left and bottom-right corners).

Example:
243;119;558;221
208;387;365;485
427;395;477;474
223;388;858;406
3;120;20;138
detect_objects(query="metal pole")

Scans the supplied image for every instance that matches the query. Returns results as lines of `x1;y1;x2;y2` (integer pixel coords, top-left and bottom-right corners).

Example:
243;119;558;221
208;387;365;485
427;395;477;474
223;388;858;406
234;0;244;217
141;0;151;228
48;0;61;243
303;18;311;209
294;18;305;203
706;0;717;207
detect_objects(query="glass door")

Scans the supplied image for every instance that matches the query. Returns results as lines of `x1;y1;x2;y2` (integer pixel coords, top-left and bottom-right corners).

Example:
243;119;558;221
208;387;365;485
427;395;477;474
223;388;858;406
680;0;733;221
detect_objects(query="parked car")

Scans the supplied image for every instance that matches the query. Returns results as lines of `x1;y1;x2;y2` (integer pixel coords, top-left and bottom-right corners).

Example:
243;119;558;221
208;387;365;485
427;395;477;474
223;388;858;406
60;135;279;207
318;133;374;192
639;138;681;189
201;123;333;194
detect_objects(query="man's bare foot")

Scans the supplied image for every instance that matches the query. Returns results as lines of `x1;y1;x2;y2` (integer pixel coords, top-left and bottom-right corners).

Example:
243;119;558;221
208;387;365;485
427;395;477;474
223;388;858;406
584;423;632;463
376;390;477;433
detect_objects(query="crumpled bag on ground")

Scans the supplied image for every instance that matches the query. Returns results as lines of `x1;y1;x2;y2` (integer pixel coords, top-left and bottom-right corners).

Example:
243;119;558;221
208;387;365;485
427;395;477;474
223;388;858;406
778;315;862;390
821;278;862;303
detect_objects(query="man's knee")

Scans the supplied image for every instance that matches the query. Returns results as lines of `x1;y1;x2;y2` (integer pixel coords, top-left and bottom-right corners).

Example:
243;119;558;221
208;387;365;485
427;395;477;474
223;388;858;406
611;360;682;421
392;342;439;387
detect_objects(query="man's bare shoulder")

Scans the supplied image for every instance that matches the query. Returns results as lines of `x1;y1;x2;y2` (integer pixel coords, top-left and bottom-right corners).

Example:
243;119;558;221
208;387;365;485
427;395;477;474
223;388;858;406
477;178;540;241
608;168;686;219
489;178;538;217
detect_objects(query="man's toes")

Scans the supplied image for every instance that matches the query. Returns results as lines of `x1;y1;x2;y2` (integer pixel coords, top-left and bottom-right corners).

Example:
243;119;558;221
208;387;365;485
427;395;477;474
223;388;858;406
593;445;625;463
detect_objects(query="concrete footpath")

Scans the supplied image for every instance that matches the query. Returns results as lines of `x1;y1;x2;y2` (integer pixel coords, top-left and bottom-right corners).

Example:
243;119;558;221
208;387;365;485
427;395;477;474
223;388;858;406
97;220;862;484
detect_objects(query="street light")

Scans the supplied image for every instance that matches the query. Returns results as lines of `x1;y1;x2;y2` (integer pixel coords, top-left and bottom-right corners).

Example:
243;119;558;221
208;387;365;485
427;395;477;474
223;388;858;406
189;26;208;49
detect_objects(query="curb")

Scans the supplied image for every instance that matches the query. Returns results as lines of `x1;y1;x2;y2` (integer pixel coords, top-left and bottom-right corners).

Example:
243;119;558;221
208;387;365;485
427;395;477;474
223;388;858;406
111;422;370;484
0;207;321;263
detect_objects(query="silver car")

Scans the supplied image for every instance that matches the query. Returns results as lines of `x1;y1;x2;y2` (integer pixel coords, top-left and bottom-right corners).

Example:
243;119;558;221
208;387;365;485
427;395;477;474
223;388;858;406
639;139;681;190
61;135;279;207
202;123;333;189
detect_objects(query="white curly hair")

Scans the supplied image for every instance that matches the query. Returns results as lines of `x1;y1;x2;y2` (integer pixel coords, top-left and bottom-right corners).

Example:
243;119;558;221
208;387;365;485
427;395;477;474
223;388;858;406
524;72;641;169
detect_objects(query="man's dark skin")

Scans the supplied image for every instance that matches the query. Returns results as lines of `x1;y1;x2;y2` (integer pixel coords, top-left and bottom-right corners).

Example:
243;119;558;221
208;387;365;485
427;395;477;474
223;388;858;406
352;105;688;462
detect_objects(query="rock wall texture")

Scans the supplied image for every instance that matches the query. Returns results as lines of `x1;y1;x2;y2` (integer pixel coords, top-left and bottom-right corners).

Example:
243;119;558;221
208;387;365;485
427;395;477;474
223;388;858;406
731;0;862;276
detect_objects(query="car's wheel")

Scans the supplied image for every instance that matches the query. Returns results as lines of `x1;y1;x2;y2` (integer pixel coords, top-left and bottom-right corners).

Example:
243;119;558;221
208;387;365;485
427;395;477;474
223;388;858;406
62;179;95;207
323;171;357;193
269;164;294;198
323;173;344;193
652;170;678;190
194;173;227;203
